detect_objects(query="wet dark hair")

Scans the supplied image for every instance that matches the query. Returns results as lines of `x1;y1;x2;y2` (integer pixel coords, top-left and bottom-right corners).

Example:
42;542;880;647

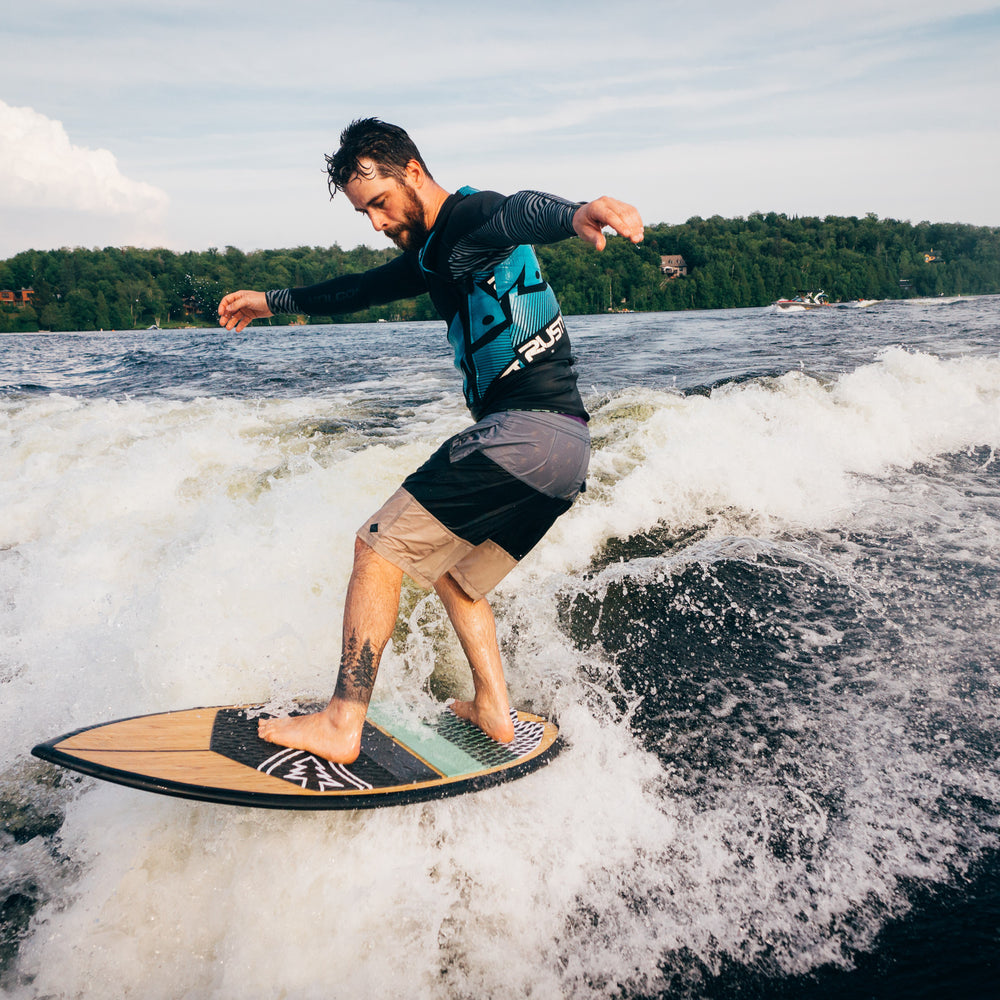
325;118;433;198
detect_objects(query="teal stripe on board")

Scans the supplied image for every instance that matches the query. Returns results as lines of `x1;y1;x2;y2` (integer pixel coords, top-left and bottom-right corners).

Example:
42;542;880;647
366;704;485;778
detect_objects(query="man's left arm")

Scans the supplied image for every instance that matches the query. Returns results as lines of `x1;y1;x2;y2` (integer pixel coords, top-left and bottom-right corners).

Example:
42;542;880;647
448;190;643;278
474;190;581;248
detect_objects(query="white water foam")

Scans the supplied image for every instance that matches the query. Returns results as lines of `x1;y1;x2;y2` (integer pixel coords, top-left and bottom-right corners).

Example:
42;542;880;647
527;346;1000;581
3;347;1000;997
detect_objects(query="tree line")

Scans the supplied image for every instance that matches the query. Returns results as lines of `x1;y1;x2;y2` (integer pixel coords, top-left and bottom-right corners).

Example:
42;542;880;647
1;212;998;333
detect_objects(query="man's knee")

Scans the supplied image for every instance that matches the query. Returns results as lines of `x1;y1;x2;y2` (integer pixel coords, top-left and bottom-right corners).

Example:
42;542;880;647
436;570;471;603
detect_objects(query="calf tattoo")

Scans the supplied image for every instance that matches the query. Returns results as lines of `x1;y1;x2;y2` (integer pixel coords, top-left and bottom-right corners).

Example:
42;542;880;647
334;632;378;704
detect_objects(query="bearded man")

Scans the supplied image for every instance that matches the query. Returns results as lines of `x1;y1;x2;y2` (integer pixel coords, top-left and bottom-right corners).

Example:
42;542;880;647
218;118;643;762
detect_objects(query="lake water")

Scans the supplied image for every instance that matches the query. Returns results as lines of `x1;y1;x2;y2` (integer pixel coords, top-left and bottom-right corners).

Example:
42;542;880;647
2;296;999;998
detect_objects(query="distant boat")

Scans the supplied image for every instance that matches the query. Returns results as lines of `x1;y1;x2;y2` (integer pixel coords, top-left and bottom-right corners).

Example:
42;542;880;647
773;290;830;310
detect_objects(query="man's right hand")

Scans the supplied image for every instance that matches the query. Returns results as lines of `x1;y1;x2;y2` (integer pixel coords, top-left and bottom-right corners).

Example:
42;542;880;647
218;290;272;332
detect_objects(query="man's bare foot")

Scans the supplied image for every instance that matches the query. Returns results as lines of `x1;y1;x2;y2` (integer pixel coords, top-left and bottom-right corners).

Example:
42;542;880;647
449;698;516;744
258;701;365;764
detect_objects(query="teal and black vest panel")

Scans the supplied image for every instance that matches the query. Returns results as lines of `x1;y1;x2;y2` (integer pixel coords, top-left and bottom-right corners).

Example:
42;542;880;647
418;187;585;421
436;241;566;417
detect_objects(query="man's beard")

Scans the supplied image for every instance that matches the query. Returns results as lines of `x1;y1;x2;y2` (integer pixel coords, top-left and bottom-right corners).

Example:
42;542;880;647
385;184;429;251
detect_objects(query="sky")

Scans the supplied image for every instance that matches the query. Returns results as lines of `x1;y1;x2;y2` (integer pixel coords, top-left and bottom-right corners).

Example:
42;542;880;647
1;0;999;259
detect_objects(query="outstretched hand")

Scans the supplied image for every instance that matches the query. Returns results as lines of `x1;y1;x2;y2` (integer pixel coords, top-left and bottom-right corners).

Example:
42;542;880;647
573;196;644;251
218;290;272;332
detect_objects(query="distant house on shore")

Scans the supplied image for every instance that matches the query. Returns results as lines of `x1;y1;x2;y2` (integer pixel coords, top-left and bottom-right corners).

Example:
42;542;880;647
0;288;35;307
659;255;688;278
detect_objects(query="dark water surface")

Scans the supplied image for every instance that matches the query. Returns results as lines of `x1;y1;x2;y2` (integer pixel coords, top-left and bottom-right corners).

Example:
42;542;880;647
2;297;999;998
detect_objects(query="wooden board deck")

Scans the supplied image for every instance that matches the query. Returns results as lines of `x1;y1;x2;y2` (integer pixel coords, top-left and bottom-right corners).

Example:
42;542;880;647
31;703;560;809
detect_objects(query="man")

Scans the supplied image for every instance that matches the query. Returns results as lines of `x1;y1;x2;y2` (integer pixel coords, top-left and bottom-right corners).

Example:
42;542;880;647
218;118;643;763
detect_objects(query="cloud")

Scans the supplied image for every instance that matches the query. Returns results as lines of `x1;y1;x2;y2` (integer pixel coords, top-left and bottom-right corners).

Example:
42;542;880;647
0;100;167;219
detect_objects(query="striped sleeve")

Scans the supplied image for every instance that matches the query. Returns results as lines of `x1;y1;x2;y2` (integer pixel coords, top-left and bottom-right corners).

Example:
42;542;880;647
447;190;581;279
265;288;297;314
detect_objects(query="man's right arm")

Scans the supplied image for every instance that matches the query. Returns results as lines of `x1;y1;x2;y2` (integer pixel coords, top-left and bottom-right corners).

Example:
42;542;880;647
218;254;425;331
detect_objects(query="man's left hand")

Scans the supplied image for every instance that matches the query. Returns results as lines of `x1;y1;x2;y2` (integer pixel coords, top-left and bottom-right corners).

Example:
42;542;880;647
573;197;644;251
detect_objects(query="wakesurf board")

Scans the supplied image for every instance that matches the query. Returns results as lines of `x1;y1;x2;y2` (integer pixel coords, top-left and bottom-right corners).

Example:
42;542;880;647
31;702;560;810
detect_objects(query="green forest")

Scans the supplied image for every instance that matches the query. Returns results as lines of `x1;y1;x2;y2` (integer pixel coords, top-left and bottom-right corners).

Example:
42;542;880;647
1;212;998;333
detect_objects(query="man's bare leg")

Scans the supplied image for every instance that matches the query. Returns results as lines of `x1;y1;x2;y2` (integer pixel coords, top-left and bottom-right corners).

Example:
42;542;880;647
258;537;403;763
435;572;516;744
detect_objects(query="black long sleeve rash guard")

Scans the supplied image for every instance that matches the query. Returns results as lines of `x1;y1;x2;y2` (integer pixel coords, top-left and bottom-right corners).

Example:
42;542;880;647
265;188;589;422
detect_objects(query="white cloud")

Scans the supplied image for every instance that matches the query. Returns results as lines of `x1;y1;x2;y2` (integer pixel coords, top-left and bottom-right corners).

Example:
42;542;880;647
0;100;168;219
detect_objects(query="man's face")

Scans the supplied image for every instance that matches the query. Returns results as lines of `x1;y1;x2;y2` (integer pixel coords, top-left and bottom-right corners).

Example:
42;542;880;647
345;161;429;251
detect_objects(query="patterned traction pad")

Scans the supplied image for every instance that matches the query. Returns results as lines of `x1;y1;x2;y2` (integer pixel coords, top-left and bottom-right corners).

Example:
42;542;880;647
210;706;548;794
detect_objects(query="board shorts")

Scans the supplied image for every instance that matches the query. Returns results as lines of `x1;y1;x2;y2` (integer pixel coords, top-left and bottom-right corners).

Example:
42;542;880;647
357;410;590;601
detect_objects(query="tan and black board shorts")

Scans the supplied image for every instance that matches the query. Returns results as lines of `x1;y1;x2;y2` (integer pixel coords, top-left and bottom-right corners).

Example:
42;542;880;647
357;410;590;601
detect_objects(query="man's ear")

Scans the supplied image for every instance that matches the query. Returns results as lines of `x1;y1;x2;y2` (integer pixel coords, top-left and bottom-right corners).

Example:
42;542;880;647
405;158;425;188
